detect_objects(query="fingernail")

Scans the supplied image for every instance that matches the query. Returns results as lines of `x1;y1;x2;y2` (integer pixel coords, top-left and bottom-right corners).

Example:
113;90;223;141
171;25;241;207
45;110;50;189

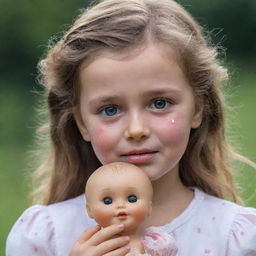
117;224;124;229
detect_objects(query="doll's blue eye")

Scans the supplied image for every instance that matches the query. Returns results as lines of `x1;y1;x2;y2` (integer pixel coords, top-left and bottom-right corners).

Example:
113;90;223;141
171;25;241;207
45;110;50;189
103;197;112;205
128;195;137;203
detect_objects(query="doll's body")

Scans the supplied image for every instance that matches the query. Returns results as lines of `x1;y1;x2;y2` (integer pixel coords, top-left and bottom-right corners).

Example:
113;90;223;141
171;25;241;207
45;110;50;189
85;162;153;253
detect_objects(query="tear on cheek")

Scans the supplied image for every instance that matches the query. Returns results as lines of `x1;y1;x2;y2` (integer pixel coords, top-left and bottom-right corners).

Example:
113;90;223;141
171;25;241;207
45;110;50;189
157;118;188;143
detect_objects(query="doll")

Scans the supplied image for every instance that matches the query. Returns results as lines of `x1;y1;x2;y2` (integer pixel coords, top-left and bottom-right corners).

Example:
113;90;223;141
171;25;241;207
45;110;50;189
85;162;178;255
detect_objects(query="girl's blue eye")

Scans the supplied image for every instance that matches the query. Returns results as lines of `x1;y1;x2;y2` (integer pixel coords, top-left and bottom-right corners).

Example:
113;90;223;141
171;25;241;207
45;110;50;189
151;99;170;109
101;106;119;116
103;197;112;205
128;195;137;203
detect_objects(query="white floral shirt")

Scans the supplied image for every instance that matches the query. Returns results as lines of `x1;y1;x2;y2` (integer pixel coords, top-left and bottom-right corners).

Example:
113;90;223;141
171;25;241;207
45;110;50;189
6;188;256;256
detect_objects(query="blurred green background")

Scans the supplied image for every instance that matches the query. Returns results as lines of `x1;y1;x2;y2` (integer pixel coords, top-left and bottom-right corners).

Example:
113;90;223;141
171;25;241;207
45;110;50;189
1;0;256;253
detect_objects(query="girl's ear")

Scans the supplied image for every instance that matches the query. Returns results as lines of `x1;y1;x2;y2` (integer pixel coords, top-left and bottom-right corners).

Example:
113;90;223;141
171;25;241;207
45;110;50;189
191;97;204;129
73;109;91;141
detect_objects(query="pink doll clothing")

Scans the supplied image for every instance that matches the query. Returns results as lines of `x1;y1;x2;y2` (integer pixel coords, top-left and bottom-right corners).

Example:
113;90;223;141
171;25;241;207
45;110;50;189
142;226;178;255
126;227;178;256
6;188;256;256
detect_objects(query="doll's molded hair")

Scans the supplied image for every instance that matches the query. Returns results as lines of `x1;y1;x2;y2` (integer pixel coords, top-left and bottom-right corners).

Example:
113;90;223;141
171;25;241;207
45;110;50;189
34;0;244;204
85;162;153;202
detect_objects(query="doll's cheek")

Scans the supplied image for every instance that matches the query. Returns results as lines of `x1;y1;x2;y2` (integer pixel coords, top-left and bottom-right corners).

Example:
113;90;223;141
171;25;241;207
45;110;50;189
132;206;149;223
92;208;113;227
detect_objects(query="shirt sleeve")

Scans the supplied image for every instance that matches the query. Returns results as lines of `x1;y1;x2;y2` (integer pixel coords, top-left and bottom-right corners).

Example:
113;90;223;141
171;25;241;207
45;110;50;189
6;205;56;256
226;206;256;256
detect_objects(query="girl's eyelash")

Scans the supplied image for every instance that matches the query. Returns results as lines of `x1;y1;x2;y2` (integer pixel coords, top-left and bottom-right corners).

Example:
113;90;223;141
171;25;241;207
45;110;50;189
97;104;115;113
96;97;173;115
151;97;172;103
97;104;120;116
149;97;173;109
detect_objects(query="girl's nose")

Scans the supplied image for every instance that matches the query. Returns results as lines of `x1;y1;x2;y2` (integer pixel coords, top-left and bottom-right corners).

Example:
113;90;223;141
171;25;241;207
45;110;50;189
124;112;150;141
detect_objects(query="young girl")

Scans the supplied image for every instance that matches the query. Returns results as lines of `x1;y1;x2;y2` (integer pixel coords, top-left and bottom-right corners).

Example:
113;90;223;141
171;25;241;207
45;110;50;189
6;0;256;255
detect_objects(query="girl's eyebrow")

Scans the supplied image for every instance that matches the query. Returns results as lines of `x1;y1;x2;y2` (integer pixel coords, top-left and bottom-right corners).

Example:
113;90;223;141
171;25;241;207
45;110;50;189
88;95;121;106
88;88;182;106
142;88;182;97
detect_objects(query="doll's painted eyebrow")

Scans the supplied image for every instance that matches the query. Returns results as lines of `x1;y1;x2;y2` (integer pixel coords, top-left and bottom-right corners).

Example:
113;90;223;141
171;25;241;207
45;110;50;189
101;187;139;193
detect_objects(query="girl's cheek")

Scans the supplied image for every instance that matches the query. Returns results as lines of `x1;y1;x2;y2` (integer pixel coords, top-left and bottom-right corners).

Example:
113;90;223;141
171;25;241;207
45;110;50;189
89;125;117;163
152;114;191;144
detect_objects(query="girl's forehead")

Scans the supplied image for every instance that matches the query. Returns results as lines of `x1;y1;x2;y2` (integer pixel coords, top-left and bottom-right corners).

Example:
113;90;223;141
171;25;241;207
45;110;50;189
79;42;183;74
78;42;188;95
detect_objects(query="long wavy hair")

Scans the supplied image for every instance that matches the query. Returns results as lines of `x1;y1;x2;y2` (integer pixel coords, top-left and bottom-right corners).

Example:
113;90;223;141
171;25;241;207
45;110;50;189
32;0;251;205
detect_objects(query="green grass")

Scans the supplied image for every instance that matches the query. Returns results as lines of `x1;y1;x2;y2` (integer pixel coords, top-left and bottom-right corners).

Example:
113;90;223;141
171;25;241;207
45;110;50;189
1;70;256;254
0;85;35;252
227;69;256;205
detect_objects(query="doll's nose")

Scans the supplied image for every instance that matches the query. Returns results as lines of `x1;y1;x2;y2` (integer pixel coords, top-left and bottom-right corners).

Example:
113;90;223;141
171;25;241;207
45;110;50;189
116;201;126;209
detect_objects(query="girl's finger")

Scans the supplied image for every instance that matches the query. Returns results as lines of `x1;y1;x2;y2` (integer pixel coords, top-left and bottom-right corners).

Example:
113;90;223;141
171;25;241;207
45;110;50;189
90;224;125;245
77;225;101;243
96;236;130;255
104;245;130;256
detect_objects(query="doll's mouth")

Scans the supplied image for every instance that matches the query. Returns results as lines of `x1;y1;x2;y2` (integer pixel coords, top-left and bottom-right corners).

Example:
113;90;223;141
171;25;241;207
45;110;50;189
117;212;128;219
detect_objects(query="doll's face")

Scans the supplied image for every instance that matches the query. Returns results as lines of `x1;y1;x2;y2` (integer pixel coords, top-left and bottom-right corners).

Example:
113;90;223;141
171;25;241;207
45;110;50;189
86;163;152;234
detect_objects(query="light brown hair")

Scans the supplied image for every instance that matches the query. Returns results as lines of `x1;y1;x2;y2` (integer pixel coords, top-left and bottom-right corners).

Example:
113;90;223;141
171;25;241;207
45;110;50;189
33;0;251;205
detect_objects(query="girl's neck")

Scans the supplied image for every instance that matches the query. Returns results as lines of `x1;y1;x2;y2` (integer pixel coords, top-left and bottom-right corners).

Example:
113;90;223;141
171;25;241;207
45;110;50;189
152;165;191;206
140;166;194;229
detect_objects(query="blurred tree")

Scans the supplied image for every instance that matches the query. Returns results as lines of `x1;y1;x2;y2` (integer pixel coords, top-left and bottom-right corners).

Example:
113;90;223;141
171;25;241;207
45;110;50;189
179;0;256;59
0;0;88;89
0;0;255;90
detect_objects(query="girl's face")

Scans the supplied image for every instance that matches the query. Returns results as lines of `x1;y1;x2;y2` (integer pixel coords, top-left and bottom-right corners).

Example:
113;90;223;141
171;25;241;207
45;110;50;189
76;43;202;181
86;166;152;233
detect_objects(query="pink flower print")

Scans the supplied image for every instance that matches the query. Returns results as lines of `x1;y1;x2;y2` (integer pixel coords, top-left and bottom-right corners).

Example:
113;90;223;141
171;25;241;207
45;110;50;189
204;249;211;254
33;247;39;253
196;227;201;233
240;231;244;236
148;233;158;241
211;216;216;221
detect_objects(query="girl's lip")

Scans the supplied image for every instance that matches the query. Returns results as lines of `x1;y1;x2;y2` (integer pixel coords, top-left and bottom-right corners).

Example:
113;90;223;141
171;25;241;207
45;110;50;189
121;150;158;164
122;149;156;155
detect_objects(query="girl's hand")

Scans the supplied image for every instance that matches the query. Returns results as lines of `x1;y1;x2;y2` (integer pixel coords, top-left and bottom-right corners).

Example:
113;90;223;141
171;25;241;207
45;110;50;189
69;224;130;256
